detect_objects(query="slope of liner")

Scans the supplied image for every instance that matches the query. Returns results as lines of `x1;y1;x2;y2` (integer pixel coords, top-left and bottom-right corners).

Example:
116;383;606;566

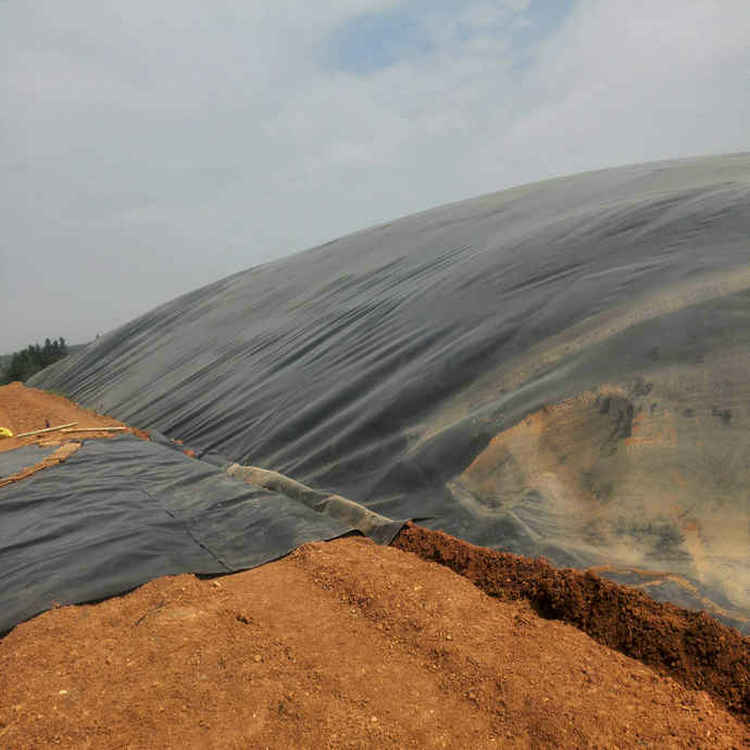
0;442;81;489
0;435;377;635
29;154;750;625
0;444;60;477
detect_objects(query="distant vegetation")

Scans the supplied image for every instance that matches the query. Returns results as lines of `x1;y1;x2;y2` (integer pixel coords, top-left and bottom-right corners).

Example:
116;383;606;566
0;338;69;384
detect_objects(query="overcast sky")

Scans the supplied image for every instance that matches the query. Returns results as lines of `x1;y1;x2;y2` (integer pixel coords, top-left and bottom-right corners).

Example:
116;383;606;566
2;0;749;352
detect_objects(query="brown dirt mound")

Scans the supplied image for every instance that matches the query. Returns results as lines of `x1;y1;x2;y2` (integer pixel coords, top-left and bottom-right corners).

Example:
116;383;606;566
0;382;148;455
1;537;747;748
393;522;750;723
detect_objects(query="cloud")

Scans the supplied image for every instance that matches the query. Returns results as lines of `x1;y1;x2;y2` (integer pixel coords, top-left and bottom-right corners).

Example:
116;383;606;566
1;0;748;351
500;0;750;174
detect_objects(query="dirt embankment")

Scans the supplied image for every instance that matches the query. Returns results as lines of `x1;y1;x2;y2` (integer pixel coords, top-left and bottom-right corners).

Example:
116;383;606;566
393;522;750;724
0;382;148;455
2;537;747;749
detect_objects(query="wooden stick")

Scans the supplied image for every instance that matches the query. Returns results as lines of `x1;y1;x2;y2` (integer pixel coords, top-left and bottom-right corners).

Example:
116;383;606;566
60;426;128;433
14;422;78;438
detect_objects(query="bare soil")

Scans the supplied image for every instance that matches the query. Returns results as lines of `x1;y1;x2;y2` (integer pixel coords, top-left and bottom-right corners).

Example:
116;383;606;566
0;382;148;455
393;523;750;724
1;537;747;749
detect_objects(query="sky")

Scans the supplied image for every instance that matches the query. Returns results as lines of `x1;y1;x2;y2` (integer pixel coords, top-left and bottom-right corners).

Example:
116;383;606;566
2;0;749;352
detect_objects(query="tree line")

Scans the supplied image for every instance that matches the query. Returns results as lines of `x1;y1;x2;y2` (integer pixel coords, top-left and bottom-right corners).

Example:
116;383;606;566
0;338;69;384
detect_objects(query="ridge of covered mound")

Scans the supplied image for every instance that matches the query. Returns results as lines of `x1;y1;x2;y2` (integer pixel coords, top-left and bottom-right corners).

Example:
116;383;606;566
29;154;750;627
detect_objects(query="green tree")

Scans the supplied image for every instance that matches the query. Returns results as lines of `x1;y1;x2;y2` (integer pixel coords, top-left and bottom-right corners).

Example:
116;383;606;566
0;337;70;384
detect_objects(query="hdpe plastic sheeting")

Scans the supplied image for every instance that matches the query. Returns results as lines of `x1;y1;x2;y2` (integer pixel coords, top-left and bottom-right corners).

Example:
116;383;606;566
30;154;750;629
0;435;373;634
0;445;55;479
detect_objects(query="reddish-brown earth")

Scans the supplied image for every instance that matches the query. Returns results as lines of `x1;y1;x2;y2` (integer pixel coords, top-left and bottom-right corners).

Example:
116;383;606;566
1;383;750;747
0;382;148;456
2;537;748;749
393;523;750;724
